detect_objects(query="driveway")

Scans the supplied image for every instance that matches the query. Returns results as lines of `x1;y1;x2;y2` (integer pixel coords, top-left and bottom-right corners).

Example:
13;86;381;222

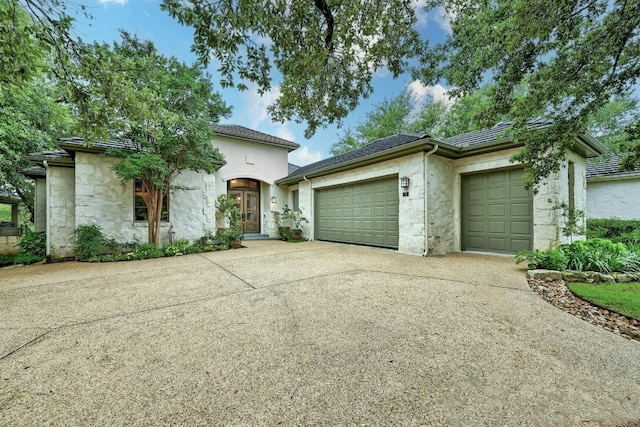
1;241;639;426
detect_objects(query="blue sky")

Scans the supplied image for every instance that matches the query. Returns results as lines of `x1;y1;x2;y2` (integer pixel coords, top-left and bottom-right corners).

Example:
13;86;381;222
73;0;452;165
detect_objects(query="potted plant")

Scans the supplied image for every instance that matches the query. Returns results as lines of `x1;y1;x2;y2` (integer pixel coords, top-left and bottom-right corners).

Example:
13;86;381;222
273;206;291;240
283;209;309;241
227;229;244;249
215;194;237;235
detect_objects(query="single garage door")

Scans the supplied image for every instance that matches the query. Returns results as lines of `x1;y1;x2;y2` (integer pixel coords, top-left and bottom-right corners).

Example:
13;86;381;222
462;168;533;254
315;176;399;249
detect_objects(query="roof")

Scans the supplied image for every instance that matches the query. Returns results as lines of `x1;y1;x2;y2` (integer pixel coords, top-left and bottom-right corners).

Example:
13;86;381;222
288;163;300;175
57;137;141;152
587;153;640;179
279;133;430;184
277;119;607;185
442;119;554;148
212;124;300;151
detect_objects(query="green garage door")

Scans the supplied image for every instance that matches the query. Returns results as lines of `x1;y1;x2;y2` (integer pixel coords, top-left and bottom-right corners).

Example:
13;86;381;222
462;168;533;254
315;176;399;249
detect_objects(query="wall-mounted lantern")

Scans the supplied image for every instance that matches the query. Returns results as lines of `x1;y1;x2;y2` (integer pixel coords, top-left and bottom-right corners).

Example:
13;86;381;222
271;196;277;204
400;176;410;189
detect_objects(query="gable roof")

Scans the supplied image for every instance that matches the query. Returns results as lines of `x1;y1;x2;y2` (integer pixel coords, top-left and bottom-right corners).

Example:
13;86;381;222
212;124;300;151
277;133;432;184
587;153;640;179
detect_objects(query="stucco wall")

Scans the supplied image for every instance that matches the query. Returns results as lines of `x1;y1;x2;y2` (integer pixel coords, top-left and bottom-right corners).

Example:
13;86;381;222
587;177;640;220
291;153;426;256
214;135;291;236
74;152;217;247
49;166;75;258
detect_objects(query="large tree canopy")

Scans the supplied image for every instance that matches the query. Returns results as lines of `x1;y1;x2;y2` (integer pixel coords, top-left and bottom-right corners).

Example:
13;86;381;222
75;32;232;244
161;0;426;137
418;0;640;185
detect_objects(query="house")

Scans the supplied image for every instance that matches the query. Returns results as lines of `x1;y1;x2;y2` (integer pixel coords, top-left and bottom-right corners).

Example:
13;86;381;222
276;119;605;256
25;120;606;260
586;153;640;220
24;125;299;259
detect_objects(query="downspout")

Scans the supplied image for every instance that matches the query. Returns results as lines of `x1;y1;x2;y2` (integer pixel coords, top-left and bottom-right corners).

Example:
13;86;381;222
303;176;312;241
423;144;439;256
42;161;51;262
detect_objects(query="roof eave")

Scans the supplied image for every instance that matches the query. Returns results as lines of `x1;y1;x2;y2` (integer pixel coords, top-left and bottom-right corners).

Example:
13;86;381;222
25;154;75;168
574;133;608;158
214;131;300;152
587;172;640;182
276;138;435;185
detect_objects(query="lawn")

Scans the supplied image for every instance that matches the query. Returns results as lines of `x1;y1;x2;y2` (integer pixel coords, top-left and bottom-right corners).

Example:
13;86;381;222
568;282;640;320
0;204;11;222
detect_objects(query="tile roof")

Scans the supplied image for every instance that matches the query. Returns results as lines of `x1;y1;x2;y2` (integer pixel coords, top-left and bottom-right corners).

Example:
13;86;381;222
587;153;640;178
212;124;300;150
57;137;141;151
288;163;300;175
442;119;554;148
283;133;429;180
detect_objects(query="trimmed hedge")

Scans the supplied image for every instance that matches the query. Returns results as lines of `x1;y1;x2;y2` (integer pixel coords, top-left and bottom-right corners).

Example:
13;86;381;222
587;219;640;245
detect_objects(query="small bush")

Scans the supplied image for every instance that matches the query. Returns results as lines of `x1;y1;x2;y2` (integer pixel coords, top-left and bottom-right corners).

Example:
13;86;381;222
18;231;46;257
516;249;568;270
587;219;640;244
14;253;44;265
163;238;191;256
0;255;14;267
130;243;163;260
74;224;107;261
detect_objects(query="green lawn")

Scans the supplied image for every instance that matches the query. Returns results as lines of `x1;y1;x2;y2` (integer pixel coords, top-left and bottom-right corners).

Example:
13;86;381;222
568;282;640;320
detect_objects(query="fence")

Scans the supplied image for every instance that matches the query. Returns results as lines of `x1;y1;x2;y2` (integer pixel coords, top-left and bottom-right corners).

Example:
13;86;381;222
0;223;28;237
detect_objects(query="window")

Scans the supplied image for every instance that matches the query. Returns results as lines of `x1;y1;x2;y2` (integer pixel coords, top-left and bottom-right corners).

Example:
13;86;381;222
134;180;169;221
292;190;299;211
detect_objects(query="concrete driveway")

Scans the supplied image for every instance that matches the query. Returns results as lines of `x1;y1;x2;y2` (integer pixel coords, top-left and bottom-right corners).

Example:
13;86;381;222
1;240;639;426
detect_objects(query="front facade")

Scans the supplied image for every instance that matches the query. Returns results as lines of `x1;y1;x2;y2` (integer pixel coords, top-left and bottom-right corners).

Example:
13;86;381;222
586;154;640;220
26;121;605;260
277;120;604;256
25;125;299;259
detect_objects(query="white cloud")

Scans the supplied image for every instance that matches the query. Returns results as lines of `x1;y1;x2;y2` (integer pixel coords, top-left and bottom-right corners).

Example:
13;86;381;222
274;124;295;142
239;85;281;128
429;5;453;35
412;0;429;26
97;0;128;5
290;146;322;166
407;80;454;107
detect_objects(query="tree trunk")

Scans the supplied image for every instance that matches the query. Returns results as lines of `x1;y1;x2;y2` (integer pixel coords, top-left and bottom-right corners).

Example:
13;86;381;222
141;179;161;245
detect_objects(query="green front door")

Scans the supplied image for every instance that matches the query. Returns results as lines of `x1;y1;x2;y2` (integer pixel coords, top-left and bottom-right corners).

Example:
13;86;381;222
462;168;533;254
315;176;399;249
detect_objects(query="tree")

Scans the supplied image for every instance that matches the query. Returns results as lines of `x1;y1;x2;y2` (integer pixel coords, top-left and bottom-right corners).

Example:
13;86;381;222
416;0;640;186
0;79;75;222
75;32;231;244
161;0;426;137
1;0;85;88
329;128;361;156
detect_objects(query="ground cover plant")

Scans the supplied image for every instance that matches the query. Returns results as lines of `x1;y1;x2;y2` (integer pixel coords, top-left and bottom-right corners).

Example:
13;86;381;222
587;219;640;245
568;282;640;320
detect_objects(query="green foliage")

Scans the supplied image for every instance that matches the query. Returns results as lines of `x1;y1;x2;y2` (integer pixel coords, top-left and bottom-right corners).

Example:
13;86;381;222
555;202;585;240
516;249;568;271
18;231;46;257
517;239;640;273
216;194;238;215
13;253;44;265
74;224;107;261
282;209;309;232
0;255;14;267
161;0;425;137
418;0;640;187
568;282;640;320
163;238;191;256
587;219;640;245
129;243;164;260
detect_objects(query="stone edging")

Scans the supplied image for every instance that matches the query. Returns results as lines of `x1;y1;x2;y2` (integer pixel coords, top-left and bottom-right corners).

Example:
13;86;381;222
526;271;639;342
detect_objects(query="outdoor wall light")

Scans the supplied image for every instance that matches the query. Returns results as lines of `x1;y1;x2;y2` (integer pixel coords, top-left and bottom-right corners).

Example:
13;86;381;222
400;176;410;189
271;196;277;204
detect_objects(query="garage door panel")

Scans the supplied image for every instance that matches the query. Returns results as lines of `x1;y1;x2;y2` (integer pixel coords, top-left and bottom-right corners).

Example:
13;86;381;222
315;176;399;249
462;169;532;254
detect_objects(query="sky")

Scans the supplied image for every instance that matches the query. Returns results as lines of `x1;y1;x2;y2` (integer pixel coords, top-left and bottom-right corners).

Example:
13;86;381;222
72;0;453;166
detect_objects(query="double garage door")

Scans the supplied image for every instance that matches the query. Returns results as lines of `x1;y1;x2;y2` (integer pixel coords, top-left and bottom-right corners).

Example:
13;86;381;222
315;176;399;249
462;168;533;254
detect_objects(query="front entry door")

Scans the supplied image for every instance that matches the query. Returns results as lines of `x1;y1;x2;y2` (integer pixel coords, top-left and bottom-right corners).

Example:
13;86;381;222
228;189;260;233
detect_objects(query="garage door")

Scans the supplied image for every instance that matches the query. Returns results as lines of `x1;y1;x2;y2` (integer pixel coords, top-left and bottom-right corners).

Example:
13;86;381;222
315;176;399;249
462;168;533;254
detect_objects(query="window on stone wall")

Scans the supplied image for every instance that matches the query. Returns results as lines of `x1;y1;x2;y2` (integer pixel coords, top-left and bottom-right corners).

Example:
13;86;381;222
134;180;169;222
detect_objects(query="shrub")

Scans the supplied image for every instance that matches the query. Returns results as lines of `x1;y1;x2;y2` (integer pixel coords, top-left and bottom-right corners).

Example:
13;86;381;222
14;253;44;265
586;219;640;244
516;249;568;270
0;255;14;267
74;224;107;261
18;231;46;257
163;238;191;256
130;243;163;260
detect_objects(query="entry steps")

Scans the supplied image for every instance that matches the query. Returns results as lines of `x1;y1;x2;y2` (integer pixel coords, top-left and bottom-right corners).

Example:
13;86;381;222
243;233;275;241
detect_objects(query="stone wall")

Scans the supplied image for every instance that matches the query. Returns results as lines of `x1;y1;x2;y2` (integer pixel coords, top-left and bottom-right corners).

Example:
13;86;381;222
49;166;76;258
0;236;21;255
426;155;455;254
